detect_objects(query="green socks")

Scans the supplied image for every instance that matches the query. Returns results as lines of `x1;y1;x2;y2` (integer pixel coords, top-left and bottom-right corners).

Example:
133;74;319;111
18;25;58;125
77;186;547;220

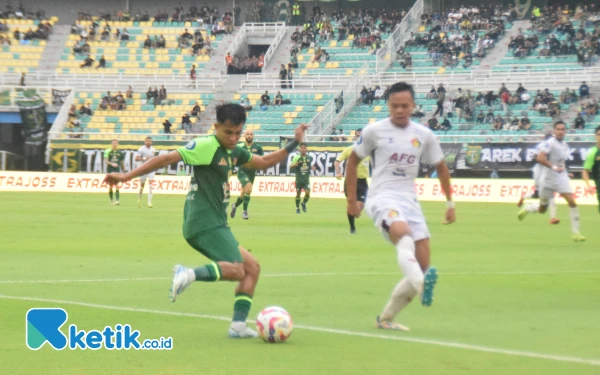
232;293;253;322
115;189;120;200
242;194;251;211
303;195;310;204
193;262;221;282
234;196;243;208
295;197;301;208
109;190;113;201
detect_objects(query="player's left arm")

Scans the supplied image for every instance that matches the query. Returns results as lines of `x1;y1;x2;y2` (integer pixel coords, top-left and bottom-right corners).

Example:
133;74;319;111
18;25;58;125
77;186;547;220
243;124;308;170
582;147;597;192
424;132;455;224
105;152;182;184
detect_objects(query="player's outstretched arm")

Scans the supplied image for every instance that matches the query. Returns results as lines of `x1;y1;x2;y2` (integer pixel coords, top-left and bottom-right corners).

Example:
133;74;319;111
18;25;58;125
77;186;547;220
243;124;308;170
104;151;182;184
435;160;455;224
345;151;361;217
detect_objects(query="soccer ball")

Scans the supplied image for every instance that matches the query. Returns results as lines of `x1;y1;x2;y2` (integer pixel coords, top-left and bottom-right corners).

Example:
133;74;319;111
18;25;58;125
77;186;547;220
256;306;293;343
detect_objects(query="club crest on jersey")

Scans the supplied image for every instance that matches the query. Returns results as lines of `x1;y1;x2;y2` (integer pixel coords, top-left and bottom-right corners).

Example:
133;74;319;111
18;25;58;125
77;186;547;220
388;210;399;218
218;158;228;166
185;141;196;150
411;138;421;149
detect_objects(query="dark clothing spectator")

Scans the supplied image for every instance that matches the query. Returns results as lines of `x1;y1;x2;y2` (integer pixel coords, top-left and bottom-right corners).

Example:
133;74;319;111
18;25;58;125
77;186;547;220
163;120;172;134
574;115;586;129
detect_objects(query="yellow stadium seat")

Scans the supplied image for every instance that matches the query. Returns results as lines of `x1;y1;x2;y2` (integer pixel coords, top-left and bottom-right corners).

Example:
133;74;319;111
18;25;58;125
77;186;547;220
373;106;382;112
294;106;303;112
314;94;323;100
369;118;376;123
345;69;353;75
316;106;324;112
285;118;293;124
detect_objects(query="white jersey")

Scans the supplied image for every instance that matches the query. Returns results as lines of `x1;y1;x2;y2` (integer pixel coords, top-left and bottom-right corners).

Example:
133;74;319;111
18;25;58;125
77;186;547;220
538;137;569;186
353;119;444;200
137;145;156;180
531;142;545;186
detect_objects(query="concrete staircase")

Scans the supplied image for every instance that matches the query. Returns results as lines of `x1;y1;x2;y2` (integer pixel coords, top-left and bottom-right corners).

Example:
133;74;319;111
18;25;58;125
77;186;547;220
471;20;530;73
38;25;71;73
263;26;298;75
202;31;237;76
194;75;244;133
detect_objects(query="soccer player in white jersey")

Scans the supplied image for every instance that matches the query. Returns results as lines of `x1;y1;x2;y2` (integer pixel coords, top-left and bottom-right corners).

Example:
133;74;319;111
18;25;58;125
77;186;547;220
346;82;456;331
135;137;157;208
518;121;586;242
517;132;560;224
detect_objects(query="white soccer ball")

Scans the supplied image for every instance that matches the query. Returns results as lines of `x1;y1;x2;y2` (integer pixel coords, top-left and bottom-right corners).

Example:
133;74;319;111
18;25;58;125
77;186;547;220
256;306;293;343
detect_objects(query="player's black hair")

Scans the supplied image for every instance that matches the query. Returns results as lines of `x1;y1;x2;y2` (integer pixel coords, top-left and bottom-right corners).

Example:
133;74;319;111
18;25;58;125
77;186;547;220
386;82;415;100
216;103;247;126
355;128;363;132
299;142;307;147
553;120;566;128
145;136;152;140
595;125;600;134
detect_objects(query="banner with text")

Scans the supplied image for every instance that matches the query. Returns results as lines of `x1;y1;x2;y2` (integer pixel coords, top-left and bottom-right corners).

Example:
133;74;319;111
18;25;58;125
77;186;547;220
1;172;597;205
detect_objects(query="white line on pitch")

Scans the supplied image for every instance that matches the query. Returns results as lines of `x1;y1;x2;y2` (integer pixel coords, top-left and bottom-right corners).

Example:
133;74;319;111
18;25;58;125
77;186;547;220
1;294;599;367
0;270;598;284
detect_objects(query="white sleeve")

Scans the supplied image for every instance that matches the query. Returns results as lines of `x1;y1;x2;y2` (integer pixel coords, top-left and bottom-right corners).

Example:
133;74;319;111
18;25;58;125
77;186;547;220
538;140;551;154
353;125;376;159
421;130;444;166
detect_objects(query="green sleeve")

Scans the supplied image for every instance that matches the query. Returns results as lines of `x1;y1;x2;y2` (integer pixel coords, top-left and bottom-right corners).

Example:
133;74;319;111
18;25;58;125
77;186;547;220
234;145;253;166
291;154;301;164
583;146;598;171
103;148;111;158
177;136;219;165
257;145;264;156
119;151;125;162
336;146;352;162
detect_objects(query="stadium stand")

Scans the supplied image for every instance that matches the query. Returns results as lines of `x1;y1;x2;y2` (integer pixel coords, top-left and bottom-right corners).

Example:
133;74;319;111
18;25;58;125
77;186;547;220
63;89;214;140
0;16;57;73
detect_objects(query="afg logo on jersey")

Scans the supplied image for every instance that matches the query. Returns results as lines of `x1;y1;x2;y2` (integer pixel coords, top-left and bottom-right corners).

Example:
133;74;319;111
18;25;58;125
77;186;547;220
411;138;421;149
26;308;173;351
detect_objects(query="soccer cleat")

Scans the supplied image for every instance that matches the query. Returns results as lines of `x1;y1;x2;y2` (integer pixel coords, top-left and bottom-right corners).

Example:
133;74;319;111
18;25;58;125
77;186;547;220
517;196;524;208
228;324;259;338
230;204;237;218
169;265;193;302
375;316;410;331
296;208;300;214
550;218;560;225
110;201;115;206
350;228;356;234
518;209;528;221
242;211;249;220
115;201;120;206
301;202;307;212
421;267;438;307
148;203;153;208
573;233;586;242
138;199;141;208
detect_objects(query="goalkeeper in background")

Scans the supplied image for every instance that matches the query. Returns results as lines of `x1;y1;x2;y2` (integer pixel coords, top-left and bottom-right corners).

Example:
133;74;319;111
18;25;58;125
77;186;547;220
104;139;125;205
583;125;600;213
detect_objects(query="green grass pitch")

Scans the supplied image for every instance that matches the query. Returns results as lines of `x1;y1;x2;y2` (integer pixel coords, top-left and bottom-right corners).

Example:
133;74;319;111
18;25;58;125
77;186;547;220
1;192;599;374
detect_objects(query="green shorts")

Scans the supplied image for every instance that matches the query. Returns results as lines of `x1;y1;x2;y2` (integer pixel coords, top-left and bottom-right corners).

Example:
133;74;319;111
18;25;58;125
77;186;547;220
107;166;120;173
237;170;255;187
185;226;243;263
296;182;310;192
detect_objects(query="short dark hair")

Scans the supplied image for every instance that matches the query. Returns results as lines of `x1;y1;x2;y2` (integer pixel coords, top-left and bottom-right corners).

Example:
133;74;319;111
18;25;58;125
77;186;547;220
299;142;307;147
216;103;246;126
145;136;152;140
355;128;363;132
553;120;566;128
595;125;600;134
386;82;415;100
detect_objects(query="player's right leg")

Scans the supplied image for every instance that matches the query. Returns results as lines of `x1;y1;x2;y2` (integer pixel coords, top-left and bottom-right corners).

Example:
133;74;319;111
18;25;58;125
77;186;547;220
231;174;249;218
301;188;310;212
295;189;301;214
108;185;114;205
138;178;146;208
242;182;253;220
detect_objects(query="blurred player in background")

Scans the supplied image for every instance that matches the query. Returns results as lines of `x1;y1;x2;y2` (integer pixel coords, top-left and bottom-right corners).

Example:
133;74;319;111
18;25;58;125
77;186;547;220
231;129;264;220
290;143;315;214
104;139;125;205
517;132;560;224
135;137;157;208
335;128;370;234
582;125;600;213
518;121;586;241
346;82;455;331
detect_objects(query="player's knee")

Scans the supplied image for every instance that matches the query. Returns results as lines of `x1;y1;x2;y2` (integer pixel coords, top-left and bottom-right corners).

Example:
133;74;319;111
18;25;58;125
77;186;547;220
244;258;260;279
244;183;253;195
388;222;411;244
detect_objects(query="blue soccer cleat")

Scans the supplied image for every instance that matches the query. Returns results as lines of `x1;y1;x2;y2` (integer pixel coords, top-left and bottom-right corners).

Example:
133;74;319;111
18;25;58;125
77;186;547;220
421;267;438;307
169;265;193;302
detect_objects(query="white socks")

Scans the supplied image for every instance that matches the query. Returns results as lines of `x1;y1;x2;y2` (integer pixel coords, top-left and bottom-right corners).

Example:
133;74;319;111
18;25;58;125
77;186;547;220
525;202;540;213
148;184;153;204
379;278;418;321
569;206;580;233
549;198;556;218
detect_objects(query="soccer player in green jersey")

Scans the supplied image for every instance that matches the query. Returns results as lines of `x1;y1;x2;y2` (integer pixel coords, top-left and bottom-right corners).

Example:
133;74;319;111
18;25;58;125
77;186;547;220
104;139;126;205
231;129;264;220
105;103;307;338
583;125;600;212
290;143;315;214
335;128;370;234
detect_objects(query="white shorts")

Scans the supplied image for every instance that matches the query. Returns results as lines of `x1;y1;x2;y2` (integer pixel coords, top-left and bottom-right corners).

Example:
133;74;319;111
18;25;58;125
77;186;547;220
140;173;155;183
365;196;430;243
539;176;572;202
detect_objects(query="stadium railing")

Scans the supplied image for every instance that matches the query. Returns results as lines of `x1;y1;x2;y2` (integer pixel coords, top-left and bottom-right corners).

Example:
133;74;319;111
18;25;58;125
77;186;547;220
263;23;288;73
45;88;75;164
375;0;423;74
225;22;286;68
0;85;61;109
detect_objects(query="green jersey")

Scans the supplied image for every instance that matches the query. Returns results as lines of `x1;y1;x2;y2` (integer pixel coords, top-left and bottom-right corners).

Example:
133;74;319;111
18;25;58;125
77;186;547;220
583;146;600;181
237;141;264;178
177;136;253;238
292;154;313;185
104;148;125;173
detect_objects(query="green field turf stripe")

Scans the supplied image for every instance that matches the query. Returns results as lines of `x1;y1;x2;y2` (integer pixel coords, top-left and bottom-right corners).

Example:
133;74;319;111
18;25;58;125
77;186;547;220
2;294;599;367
